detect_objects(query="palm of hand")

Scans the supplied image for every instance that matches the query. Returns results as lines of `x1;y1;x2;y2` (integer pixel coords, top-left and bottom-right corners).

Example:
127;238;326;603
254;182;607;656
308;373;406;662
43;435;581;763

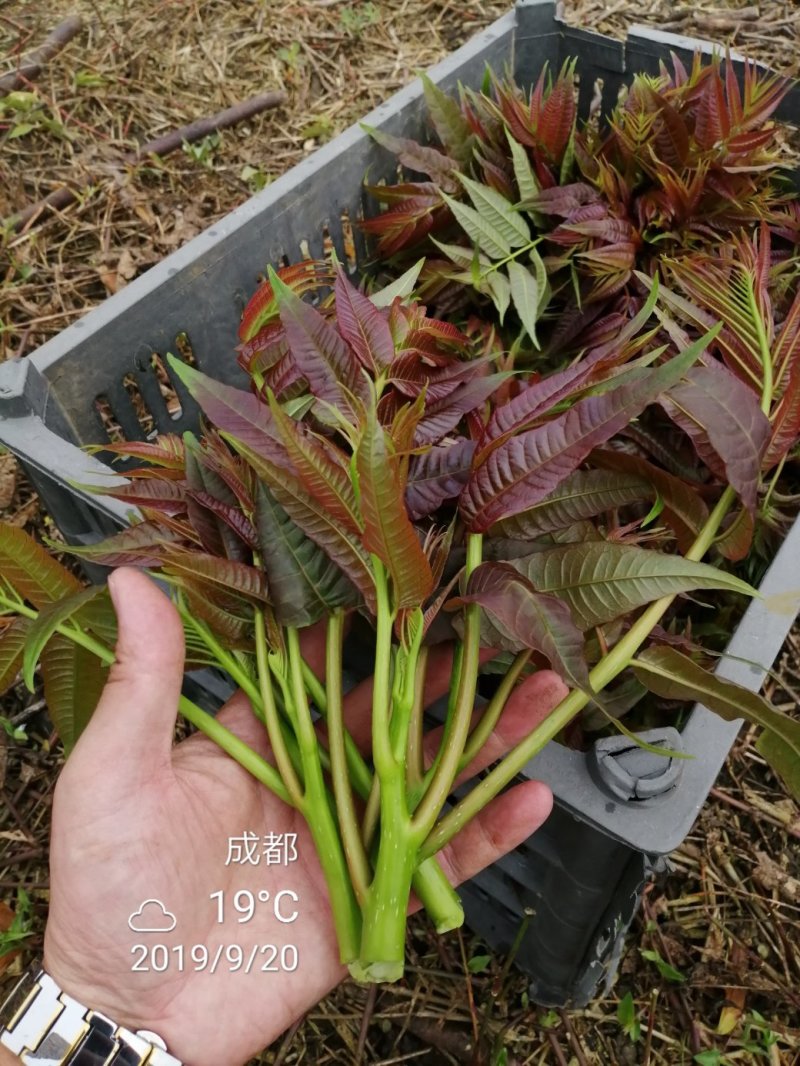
46;694;344;1066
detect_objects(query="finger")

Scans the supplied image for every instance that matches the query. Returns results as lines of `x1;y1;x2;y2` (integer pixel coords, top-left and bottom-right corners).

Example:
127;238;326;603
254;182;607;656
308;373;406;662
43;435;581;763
341;644;496;753
422;670;569;788
71;568;185;775
412;779;553;900
298;621;327;681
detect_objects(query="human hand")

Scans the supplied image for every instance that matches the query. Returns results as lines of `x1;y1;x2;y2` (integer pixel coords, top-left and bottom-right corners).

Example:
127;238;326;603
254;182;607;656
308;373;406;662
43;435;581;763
42;569;565;1066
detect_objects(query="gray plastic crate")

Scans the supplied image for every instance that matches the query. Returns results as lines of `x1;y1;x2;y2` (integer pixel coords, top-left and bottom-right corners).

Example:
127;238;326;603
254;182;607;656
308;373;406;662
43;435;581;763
1;0;799;1006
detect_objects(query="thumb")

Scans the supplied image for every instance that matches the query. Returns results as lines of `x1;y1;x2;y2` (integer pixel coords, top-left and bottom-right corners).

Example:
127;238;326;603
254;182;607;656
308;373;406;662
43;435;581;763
71;567;185;772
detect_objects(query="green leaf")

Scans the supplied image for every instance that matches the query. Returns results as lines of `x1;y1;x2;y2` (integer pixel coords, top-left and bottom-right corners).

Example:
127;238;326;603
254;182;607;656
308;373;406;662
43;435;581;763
756;730;800;799
529;246;549;314
357;398;433;609
617;992;641;1043
467;953;491;973
255;484;359;627
508;543;756;630
693;1052;723;1066
0;889;33;954
633;646;800;800
420;73;473;166
640;948;685;983
42;635;109;755
431;238;492;273
506;129;540;206
440;190;511;259
457;173;530;248
22;586;106;692
484;271;510;324
9;123;35;139
507;260;541;346
369;260;424;307
0;617;32;695
0;523;82;607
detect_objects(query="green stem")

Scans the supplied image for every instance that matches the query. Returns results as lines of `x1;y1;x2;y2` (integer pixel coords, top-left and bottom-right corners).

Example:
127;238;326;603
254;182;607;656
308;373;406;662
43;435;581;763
176;694;292;805
0;594;293;806
420;487;738;861
371;558;396;777
178;596;307;783
255;610;303;804
458;650;531;772
406;646;429;790
285;626;362;962
353;769;415;983
411;533;483;839
480;237;541;280
326;611;371;904
302;659;373;801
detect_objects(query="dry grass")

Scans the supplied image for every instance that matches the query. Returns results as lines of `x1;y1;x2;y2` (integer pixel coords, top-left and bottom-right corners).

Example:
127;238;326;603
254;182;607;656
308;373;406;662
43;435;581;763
2;1;799;1063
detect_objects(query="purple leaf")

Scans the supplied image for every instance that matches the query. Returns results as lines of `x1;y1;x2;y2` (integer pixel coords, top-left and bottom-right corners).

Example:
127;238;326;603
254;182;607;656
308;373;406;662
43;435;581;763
270;267;366;418
414;373;510;446
448;561;589;689
167;356;289;468
660;362;770;512
406;439;477;519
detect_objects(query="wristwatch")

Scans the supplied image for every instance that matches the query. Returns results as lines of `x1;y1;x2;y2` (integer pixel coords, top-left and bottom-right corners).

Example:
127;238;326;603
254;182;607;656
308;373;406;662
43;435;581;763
0;968;182;1065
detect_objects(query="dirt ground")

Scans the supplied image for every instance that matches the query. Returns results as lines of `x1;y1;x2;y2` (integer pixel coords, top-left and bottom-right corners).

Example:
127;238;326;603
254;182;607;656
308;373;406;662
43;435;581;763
1;1;799;1063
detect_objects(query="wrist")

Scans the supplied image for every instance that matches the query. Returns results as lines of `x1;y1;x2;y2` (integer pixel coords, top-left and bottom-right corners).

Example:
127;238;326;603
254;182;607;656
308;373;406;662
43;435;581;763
1;965;182;1065
0;1043;21;1066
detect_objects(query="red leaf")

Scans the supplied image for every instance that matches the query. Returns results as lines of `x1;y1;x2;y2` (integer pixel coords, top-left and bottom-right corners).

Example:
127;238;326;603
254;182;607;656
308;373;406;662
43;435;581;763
266;396;362;534
334;268;395;371
93;434;185;469
105;477;187;516
461;336;714;532
167;359;289;469
538;72;576;160
591;448;708;552
764;361;800;470
357;399;433;609
161;549;270;604
238;260;334;343
66;520;186;567
187;490;259;549
365;126;458;185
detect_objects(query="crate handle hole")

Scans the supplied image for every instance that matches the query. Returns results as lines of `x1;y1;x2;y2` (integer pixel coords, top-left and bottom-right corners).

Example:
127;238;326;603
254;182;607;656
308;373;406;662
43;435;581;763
93;394;125;443
122;373;156;437
149;354;184;422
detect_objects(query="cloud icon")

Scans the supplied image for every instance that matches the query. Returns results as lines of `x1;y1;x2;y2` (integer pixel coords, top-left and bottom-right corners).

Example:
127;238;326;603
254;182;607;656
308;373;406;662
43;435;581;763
128;899;177;934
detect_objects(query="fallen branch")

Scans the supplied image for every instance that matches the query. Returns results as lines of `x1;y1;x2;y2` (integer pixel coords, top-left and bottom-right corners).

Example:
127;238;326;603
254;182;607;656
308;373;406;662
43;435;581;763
8;89;287;232
0;15;83;94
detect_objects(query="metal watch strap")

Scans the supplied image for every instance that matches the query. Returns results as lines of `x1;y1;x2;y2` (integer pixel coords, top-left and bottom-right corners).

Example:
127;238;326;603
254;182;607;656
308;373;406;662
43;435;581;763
0;969;182;1065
